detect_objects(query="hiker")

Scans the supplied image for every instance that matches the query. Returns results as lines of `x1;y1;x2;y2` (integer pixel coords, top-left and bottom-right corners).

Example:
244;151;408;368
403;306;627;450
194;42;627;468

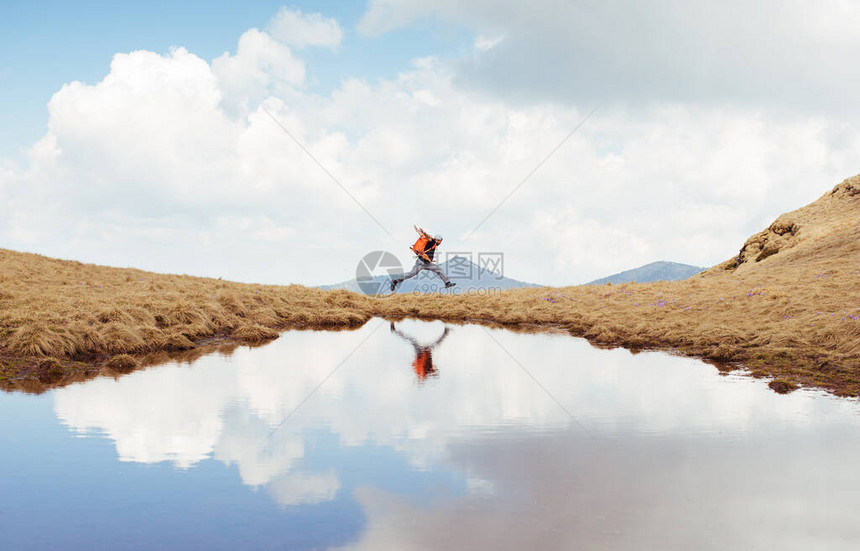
390;321;451;380
390;225;456;291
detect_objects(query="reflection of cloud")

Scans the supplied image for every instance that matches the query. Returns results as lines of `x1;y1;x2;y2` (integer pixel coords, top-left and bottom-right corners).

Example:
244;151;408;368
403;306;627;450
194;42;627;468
53;319;860;516
465;476;494;496
268;471;340;506
54;355;237;468
344;424;860;550
212;406;305;487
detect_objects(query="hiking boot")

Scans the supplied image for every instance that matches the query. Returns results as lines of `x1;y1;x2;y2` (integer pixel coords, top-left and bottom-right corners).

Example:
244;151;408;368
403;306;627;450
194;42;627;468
390;279;398;292
445;281;456;289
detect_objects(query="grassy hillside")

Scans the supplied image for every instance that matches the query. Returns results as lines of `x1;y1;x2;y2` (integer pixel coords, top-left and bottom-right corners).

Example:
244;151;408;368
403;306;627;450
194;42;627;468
374;176;860;394
0;255;375;390
2;175;858;395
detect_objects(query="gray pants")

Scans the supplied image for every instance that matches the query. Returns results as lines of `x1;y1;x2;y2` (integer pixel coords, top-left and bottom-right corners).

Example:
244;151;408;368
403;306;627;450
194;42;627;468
394;258;450;285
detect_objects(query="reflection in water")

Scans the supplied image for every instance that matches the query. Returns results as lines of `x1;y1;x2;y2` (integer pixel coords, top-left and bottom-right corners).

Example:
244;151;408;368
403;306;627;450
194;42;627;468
2;319;860;549
390;321;451;381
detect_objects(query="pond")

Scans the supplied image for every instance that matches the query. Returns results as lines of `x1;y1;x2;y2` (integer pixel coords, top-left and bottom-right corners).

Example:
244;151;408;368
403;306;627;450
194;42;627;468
2;318;859;550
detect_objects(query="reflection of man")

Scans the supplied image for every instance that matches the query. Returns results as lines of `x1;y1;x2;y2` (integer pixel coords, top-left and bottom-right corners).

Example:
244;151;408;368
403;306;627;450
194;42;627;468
390;321;451;381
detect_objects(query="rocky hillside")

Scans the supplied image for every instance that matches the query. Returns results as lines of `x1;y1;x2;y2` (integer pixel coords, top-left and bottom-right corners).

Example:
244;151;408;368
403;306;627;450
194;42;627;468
713;176;860;274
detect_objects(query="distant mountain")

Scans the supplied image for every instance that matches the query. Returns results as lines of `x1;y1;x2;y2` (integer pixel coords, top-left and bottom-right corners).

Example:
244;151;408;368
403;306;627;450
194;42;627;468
320;256;539;294
586;261;705;285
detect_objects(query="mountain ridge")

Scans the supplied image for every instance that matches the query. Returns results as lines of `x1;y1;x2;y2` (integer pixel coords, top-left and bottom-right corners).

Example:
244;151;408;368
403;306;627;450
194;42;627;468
586;261;705;286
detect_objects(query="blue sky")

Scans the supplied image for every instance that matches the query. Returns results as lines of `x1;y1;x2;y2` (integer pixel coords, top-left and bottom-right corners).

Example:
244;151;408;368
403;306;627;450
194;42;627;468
0;1;470;159
1;2;857;285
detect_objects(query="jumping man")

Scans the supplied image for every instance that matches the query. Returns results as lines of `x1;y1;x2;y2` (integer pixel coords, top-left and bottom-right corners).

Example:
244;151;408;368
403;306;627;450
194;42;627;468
390;225;456;291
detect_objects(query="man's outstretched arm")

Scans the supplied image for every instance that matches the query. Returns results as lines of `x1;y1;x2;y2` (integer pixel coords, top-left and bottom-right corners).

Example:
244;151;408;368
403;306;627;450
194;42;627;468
413;225;432;239
390;321;422;352
429;327;451;348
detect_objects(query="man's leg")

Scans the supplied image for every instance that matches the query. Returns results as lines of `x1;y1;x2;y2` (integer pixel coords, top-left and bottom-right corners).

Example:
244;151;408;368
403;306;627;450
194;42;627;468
392;258;425;289
423;262;451;285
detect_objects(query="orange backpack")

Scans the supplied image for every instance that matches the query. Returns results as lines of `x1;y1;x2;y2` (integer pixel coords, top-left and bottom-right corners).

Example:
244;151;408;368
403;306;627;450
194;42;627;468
411;236;438;258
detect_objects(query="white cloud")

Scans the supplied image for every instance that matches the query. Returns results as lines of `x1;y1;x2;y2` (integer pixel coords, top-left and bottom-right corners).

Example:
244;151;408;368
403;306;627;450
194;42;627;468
1;7;858;286
212;29;305;114
357;0;440;37
359;0;860;117
217;216;295;242
268;8;344;50
47;47;240;206
474;35;503;52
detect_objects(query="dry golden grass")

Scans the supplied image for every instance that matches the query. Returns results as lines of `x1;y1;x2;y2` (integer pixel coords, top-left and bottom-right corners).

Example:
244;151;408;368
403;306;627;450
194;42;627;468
1;175;858;395
0;253;375;391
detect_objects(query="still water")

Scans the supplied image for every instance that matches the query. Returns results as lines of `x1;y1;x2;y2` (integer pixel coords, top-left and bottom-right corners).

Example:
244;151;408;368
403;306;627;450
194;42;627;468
2;318;859;550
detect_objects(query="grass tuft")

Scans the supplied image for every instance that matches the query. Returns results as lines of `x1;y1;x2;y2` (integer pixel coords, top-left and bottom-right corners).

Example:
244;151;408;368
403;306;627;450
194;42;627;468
106;354;138;372
231;322;279;343
769;379;800;394
36;358;65;383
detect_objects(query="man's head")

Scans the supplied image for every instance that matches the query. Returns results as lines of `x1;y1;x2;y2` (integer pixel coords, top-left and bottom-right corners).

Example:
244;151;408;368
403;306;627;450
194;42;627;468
433;234;443;242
